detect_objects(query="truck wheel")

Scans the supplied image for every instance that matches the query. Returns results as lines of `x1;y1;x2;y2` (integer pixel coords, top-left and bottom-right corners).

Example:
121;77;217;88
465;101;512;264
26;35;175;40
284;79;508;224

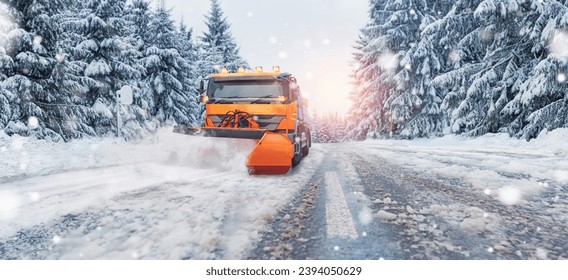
292;144;302;167
302;129;310;156
302;144;309;157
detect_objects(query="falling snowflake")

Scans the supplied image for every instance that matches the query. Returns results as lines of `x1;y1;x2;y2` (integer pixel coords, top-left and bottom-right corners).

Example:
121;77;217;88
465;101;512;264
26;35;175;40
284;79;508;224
322;38;331;46
549;30;568;59
449;50;460;62
557;73;566;83
19;163;28;170
56;53;66;63
33;36;43;45
333;246;340;251
484;189;492;195
362;232;367;237
377;52;398;71
52;236;62;244
247;11;254;17
497;186;522;205
28;116;39;128
487;247;494;253
303;39;312;48
269;37;278;44
404;63;412;70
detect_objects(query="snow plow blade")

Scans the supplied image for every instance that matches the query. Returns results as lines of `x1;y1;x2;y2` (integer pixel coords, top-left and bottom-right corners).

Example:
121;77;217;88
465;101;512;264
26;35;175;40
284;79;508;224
246;132;294;175
174;125;266;139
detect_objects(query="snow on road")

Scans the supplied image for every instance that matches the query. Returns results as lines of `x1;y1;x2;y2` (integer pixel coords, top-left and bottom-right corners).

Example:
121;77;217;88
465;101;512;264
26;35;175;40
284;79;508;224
344;129;568;259
355;129;568;207
1;128;567;260
0;129;323;259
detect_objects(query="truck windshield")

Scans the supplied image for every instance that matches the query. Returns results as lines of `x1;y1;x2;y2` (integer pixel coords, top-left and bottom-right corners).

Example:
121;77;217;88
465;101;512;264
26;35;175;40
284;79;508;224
208;80;283;99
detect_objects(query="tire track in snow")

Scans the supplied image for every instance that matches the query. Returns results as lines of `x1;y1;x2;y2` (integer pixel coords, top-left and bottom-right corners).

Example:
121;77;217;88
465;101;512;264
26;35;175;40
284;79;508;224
252;146;404;260
349;147;568;260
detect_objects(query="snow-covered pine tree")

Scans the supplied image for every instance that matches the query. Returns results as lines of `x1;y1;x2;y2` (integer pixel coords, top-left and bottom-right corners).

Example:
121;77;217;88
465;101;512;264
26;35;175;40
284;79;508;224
384;1;456;139
123;0;158;133
176;21;199;126
347;0;388;140
0;0;72;140
142;1;192;125
60;0;144;138
393;0;454;138
125;0;152;50
501;1;568;139
0;2;15;129
199;0;248;75
443;0;539;136
429;0;488;135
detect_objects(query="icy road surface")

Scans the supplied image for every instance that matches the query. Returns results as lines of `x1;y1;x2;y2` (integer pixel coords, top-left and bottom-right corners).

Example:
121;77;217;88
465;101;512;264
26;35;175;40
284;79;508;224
1;129;567;259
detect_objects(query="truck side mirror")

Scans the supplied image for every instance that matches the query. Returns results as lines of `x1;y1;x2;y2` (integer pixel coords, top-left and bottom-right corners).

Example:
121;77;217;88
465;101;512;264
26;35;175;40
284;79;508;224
199;80;205;95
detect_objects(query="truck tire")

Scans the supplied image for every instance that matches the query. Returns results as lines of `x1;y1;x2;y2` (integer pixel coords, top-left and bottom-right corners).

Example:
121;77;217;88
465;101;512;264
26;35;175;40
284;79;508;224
292;145;302;167
302;129;310;156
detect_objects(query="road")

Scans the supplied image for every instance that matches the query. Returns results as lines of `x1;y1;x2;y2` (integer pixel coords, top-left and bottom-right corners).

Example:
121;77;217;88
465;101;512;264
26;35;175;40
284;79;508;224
1;136;567;260
253;143;568;260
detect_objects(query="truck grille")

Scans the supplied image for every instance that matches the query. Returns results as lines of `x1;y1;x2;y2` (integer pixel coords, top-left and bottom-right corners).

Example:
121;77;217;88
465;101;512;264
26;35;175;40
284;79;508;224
209;115;285;130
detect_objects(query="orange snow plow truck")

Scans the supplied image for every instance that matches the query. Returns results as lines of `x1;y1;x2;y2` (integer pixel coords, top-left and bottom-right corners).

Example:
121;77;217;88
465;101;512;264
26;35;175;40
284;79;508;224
174;66;311;175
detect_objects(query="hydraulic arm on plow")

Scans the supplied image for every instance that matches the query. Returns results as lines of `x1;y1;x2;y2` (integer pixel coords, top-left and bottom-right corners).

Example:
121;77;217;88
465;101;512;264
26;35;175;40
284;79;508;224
174;66;311;175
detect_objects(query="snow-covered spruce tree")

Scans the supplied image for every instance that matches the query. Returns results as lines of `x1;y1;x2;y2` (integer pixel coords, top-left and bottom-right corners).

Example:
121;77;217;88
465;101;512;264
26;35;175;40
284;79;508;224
176;22;199;126
444;0;542;136
349;0;453;140
0;0;73;140
199;0;248;75
123;0;160;134
384;0;452;138
60;0;144;138
141;2;192;125
429;0;489;135
347;1;389;140
125;0;152;49
501;1;568;140
0;2;15;129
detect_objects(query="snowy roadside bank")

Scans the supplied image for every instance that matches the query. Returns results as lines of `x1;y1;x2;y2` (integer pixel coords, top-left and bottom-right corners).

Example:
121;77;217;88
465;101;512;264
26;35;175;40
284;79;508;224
356;128;568;206
0;128;324;259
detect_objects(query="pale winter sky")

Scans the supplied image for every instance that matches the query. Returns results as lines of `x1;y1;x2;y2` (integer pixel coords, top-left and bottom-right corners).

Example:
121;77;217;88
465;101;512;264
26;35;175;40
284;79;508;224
161;0;369;115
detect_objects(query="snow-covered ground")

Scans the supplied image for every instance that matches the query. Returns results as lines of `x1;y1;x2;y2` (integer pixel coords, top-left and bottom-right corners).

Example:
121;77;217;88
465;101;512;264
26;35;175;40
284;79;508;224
347;129;568;259
0;129;323;259
1;128;567;259
357;129;568;206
